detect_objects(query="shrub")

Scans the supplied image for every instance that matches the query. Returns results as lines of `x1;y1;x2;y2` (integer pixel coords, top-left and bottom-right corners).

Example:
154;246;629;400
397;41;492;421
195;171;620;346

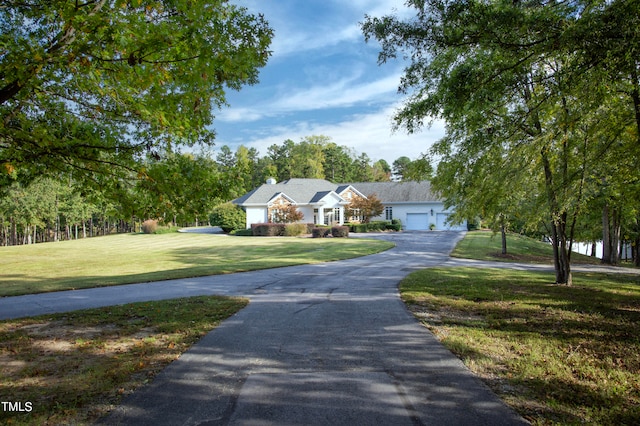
331;226;349;238
209;203;246;233
349;223;368;233
312;227;331;238
141;219;158;234
385;222;402;231
251;223;286;236
284;223;307;236
349;221;401;233
369;221;387;231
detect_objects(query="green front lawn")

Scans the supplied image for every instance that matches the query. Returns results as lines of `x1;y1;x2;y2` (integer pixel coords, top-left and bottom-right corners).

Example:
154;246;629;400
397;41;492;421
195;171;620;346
400;232;640;424
0;232;393;297
451;230;600;264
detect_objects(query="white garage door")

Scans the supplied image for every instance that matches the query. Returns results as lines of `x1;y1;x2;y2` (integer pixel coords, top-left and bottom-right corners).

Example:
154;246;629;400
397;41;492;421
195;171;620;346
406;213;429;230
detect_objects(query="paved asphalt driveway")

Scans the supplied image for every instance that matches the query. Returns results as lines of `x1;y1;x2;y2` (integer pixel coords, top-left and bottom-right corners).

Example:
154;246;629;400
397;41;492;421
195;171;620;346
1;231;528;425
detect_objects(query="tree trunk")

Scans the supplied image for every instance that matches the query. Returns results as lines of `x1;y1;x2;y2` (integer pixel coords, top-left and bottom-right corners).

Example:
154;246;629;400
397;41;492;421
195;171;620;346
541;149;572;285
602;203;621;265
11;218;18;246
602;203;612;264
500;222;507;255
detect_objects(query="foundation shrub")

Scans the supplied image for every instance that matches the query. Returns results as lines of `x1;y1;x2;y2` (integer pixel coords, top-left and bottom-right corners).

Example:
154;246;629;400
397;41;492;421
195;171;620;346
331;226;349;238
251;223;286;236
284;223;308;236
312;227;331;238
386;220;402;231
349;223;367;233
369;221;388;231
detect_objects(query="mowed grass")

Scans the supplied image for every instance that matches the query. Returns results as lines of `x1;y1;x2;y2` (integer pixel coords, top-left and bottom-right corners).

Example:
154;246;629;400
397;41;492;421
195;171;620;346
0;296;248;425
452;230;600;264
0;233;394;297
401;231;640;424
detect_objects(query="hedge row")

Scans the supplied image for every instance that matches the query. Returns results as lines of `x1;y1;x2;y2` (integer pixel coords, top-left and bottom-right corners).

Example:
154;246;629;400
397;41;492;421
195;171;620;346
250;223;349;238
251;223;315;236
311;226;349;238
348;220;401;233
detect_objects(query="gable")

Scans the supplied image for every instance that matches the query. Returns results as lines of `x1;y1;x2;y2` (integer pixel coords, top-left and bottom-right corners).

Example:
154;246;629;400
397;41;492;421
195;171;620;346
268;192;296;206
337;185;366;202
310;191;347;206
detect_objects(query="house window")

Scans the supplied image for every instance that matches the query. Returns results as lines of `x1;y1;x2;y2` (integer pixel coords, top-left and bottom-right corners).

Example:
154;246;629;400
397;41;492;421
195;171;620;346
269;209;281;223
385;206;393;221
349;208;363;222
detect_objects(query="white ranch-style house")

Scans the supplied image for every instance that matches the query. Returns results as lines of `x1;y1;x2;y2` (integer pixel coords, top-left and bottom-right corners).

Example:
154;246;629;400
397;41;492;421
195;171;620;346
233;178;466;231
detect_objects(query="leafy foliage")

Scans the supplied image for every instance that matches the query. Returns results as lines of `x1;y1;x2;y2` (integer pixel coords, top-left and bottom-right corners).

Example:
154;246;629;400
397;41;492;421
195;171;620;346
362;0;640;282
209;203;246;233
270;204;304;224
347;193;384;223
0;1;273;180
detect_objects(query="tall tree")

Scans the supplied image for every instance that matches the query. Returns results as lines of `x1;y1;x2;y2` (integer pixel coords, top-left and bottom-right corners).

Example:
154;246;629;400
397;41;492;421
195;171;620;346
322;142;357;182
0;1;273;183
363;0;640;285
392;156;411;181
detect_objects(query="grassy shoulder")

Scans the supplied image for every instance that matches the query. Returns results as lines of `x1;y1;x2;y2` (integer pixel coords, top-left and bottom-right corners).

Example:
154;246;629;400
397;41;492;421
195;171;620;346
452;230;600;264
0;295;248;425
0;232;394;297
400;231;640;424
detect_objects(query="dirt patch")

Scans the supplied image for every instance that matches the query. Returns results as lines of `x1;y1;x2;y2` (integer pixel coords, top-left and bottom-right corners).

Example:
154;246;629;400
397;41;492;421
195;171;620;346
407;303;484;325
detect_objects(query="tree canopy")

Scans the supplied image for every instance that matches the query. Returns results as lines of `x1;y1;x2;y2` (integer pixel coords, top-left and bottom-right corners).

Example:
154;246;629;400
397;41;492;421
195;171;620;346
0;0;273;184
363;0;640;283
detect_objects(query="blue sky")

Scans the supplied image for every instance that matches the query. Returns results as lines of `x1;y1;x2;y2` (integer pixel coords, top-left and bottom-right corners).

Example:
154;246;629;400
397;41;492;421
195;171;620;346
212;0;445;165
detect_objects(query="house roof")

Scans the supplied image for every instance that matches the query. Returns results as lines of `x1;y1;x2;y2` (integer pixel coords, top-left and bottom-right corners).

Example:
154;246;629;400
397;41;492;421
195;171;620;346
347;181;439;203
233;179;439;206
234;179;337;206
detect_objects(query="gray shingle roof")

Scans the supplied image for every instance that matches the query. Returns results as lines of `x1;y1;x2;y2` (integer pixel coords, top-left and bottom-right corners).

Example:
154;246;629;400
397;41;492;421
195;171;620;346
233;179;439;205
346;181;438;203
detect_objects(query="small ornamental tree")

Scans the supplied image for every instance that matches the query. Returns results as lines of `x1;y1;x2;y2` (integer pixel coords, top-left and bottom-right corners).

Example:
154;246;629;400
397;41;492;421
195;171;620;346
270;204;304;224
209;203;246;233
347;194;384;224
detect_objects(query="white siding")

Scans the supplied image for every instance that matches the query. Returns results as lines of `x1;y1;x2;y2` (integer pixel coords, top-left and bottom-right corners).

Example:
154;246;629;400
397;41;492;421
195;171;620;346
297;206;314;224
245;207;268;229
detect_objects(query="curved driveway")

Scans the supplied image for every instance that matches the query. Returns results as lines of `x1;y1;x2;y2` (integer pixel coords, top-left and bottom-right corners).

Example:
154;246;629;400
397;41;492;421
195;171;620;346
2;231;528;425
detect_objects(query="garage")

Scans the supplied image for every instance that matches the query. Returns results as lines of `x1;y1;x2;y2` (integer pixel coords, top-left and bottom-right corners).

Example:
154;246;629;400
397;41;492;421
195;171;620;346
436;213;466;230
436;213;450;230
405;213;430;230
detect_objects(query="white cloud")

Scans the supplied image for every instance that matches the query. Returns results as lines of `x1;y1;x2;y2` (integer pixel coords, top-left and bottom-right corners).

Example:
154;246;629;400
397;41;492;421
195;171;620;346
218;68;404;123
236;0;414;58
221;105;445;164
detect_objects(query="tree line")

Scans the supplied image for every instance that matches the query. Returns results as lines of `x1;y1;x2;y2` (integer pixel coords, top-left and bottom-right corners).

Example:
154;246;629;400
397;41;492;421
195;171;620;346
0;136;428;246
